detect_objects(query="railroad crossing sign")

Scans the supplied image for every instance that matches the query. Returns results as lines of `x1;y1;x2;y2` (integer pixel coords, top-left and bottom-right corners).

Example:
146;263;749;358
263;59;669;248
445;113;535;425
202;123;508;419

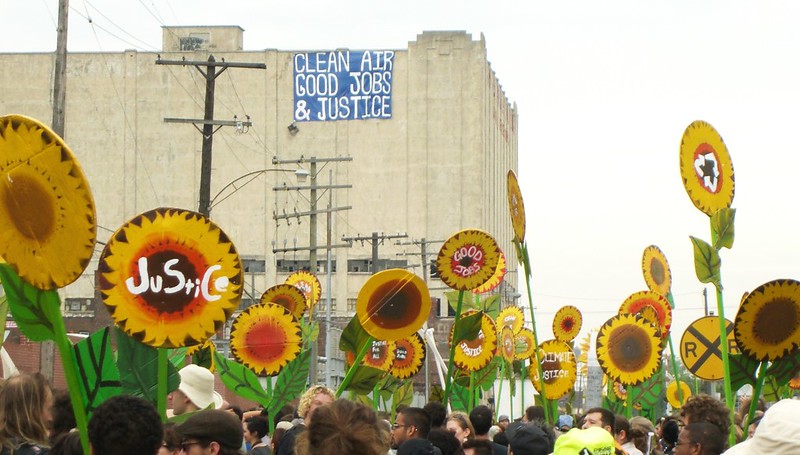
680;316;740;381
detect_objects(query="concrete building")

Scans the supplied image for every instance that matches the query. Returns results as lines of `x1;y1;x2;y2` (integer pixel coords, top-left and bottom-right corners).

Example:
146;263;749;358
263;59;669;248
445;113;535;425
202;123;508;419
0;27;519;395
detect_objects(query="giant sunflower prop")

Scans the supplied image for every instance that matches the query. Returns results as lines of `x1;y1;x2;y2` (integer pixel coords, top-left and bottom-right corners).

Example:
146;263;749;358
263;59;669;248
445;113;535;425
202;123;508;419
497;305;525;335
260;284;307;320
515;328;537;360
472;250;506;295
553;305;582;342
507;170;526;243
346;339;396;371
734;279;800;361
451;310;497;371
285;270;321;310
619;290;672;339
98;208;243;348
666;380;692;408
679;120;735;216
0;115;96;290
356;268;431;342
529;339;577;400
437;229;500;291
499;326;516;363
642;245;672;296
389;333;426;379
612;381;627;401
230;303;302;376
596;314;663;386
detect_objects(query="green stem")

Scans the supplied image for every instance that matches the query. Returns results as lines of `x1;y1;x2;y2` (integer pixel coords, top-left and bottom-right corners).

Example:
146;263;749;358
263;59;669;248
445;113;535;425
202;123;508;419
667;334;684;405
443;290;465;405
519;241;551;425
336;335;374;397
625;387;632;419
50;302;90;455
373;382;379;411
266;377;274;436
709;222;735;448
744;362;768;430
157;349;167;421
496;361;505;418
469;371;475;411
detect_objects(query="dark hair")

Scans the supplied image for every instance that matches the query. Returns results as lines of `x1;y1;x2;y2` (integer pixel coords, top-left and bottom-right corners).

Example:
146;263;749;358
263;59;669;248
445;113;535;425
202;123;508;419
245;415;270;439
585;407;616;433
427;428;464;455
400;407;433;438
682;394;732;442
423;401;447;428
525;406;545;423
686;422;725;455
662;419;680;446
227;404;243;421
88;395;163;455
615;415;631;442
163;423;181;452
468;405;493;435
50;389;77;445
462;438;493;455
50;431;83;455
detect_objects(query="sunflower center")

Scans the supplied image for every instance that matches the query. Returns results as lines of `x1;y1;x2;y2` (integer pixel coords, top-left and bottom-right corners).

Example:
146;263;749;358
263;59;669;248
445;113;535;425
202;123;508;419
754;298;797;345
140;251;197;313
245;320;288;363
269;294;297;314
650;257;665;285
561;318;574;332
4;170;56;242
608;326;652;373
367;279;422;329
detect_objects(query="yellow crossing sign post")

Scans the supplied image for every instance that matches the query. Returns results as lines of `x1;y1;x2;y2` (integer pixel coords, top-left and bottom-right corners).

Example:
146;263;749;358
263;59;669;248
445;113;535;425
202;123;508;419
680;316;740;381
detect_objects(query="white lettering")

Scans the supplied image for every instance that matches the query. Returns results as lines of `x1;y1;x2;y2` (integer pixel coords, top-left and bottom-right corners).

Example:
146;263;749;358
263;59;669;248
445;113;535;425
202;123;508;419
124;257;229;302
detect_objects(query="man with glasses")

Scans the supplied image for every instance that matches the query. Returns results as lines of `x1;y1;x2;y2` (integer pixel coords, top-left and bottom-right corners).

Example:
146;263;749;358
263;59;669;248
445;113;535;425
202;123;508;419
391;407;441;454
675;423;724;455
176;409;244;455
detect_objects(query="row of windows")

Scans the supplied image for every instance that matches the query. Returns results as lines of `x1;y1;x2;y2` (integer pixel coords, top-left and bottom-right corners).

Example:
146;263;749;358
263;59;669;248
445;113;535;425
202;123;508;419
275;259;409;274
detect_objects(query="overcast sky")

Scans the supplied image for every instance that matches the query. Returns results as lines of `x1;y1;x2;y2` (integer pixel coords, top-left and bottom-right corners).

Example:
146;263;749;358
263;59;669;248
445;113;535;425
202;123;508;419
3;1;800;348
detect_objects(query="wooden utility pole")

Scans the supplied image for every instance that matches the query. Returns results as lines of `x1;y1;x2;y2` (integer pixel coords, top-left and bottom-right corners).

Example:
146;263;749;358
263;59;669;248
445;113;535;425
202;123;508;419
341;232;408;274
157;55;265;217
51;0;69;138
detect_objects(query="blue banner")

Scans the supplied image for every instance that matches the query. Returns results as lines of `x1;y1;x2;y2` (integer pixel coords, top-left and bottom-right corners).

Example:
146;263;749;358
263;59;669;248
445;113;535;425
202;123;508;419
293;50;394;122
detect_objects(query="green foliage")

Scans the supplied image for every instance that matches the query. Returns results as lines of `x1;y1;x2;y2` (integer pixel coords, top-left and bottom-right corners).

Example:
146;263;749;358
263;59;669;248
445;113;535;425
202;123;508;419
711;208;736;250
213;352;270;406
446;291;479;313
450;382;471;411
392;380;414;409
429;385;444;403
0;264;57;341
301;320;319;349
472;357;499;391
377;375;401;402
343;366;384;395
339;316;369;354
452;311;482;345
766;350;800;386
689;236;722;290
268;349;312;414
191;344;214;370
74;328;122;415
629;366;664;408
115;327;179;405
481;295;502;319
169;348;187;369
729;353;759;391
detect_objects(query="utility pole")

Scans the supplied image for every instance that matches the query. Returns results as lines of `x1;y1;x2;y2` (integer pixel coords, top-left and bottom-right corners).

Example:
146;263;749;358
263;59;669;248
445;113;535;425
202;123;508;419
157;55;265;217
341;232;408;274
272;156;352;387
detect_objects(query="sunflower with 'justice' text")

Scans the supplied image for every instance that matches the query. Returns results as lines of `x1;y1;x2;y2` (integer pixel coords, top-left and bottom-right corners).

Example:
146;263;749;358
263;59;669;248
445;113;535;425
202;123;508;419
734;279;800;362
472;250;506;295
437;229;500;291
98;208;243;348
515;328;537;361
507;170;526;243
553;306;583;342
497;305;525;335
642;245;672;297
356;269;431;342
230;303;302;376
619;290;672;338
389;333;426;379
679;120;735;216
285;270;321;310
529;340;577;400
666;380;692;408
451;310;497;371
0;115;96;290
596;313;663;386
260;284;307;320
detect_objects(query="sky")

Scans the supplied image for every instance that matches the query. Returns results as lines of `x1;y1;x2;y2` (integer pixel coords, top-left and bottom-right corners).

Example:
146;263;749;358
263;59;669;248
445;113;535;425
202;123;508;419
3;0;800;351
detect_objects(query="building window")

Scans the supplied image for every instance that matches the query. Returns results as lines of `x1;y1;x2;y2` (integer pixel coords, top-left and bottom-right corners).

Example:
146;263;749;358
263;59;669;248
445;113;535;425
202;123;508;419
347;298;357;313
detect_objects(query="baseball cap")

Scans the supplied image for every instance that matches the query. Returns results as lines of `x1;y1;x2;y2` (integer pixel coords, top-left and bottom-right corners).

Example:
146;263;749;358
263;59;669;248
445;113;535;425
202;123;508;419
507;423;550;455
553;427;615;455
558;414;574;429
722;399;800;455
178;364;224;410
176;410;243;451
498;414;510;422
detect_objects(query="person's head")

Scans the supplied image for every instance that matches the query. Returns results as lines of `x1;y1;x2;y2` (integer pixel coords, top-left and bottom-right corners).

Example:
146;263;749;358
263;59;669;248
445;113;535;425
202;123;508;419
427;427;463;455
50;389;77;444
243;416;269;445
614;414;632;444
271;421;293;453
676;422;724;455
295;398;389;455
507;423;550;455
661;418;680;447
468;405;493;437
462;438;493;455
160;422;181;455
497;415;510;430
524;406;545;423
50;431;83;455
629;415;658;454
297;385;335;424
171;364;223;415
557;414;574;432
88;395;163;455
423;401;447;428
553;427;615;455
447;411;475;444
581;407;615;434
722;399;800;455
175;409;244;455
392;407;432;449
681;394;731;441
747;413;763;439
0;373;53;447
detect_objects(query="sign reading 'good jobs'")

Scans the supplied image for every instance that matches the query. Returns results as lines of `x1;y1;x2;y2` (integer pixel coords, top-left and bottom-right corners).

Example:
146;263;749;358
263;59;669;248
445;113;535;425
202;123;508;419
293;50;394;122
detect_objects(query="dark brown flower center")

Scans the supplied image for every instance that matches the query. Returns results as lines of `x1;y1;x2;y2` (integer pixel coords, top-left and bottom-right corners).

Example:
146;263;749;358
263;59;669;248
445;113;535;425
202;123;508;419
650;257;665;285
608;325;652;373
367;279;422;329
4;171;56;242
754;297;797;345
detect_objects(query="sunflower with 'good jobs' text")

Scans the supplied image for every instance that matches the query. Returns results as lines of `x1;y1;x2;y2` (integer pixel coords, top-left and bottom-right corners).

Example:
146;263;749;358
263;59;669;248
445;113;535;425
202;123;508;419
472;250;506;294
230;303;302;376
734;279;800;362
437;229;500;291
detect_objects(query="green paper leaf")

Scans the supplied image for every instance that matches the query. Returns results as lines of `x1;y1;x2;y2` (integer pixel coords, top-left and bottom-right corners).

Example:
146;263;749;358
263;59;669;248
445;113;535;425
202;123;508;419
428;385;444;403
766;350;800;386
192;344;214;370
169;348;188;369
214;352;270;407
302;320;320;347
343;365;384;394
450;382;471;411
473;357;499;391
392;380;414;409
481;295;501;319
378;375;401;401
761;375;782;402
339;316;370;354
354;393;373;407
689;236;722;290
446;291;479;313
452;312;483;345
711;208;736;250
267;349;312;414
74;327;122;415
0;264;57;341
729;353;759;391
628;366;664;408
115;327;179;405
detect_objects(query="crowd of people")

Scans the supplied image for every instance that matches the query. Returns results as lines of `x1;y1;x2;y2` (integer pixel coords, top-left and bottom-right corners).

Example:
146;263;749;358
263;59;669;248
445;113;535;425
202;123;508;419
0;365;798;455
